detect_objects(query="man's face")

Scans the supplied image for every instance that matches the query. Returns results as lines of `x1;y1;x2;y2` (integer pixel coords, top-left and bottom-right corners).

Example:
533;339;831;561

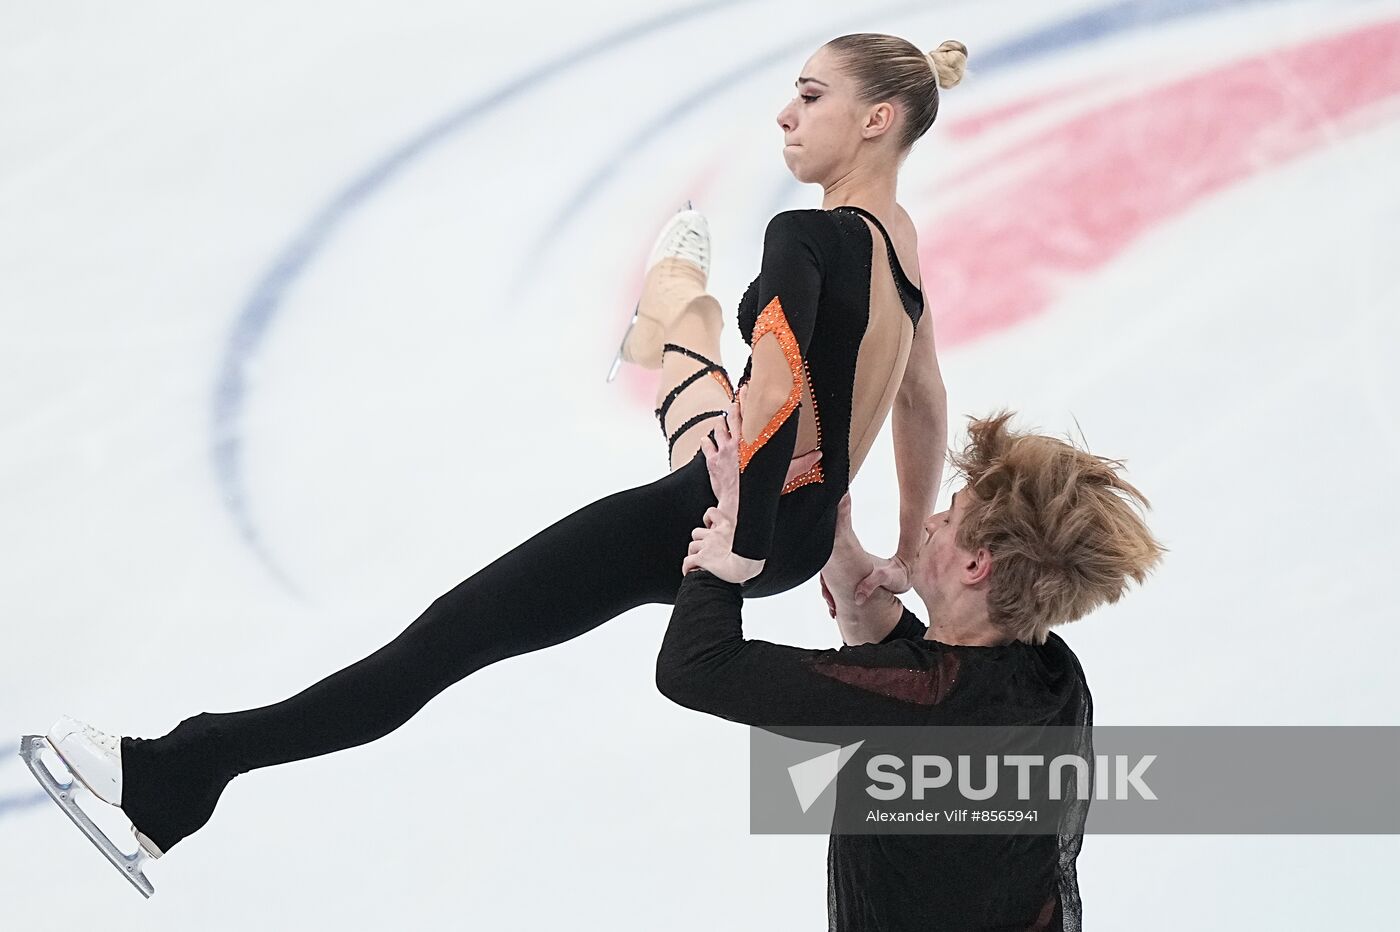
911;484;975;602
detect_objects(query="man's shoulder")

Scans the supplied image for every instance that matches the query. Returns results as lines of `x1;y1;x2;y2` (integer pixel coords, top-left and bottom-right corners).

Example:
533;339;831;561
1026;630;1092;717
1039;630;1087;673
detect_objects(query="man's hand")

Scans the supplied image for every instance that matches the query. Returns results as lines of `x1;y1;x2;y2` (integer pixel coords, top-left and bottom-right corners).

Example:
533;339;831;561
702;399;742;521
704;385;821;518
819;493;907;644
682;506;761;583
821;493;877;599
683;399;765;584
820;491;914;605
819;493;863;617
819;572;839;619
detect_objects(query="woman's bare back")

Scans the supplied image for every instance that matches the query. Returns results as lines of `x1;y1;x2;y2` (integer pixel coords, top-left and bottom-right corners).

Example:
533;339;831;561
822;206;922;482
651;205;925;562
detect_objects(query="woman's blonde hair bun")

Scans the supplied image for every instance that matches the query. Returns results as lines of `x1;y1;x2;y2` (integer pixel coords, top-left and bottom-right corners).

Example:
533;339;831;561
927;39;968;89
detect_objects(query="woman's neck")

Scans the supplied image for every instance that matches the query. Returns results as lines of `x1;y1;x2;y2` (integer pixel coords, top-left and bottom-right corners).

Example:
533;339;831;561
821;173;898;214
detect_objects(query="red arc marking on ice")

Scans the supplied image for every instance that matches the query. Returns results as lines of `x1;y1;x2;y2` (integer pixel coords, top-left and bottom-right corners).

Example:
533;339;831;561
942;79;1100;141
920;18;1400;348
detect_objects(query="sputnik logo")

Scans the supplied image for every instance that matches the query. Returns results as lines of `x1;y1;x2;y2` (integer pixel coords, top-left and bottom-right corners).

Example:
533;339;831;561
787;740;865;813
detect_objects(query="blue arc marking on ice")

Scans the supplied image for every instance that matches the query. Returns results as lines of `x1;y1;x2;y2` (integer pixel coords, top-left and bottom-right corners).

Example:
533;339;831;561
970;0;1275;71
212;0;749;596
0;790;48;822
507;0;949;295
215;0;1279;595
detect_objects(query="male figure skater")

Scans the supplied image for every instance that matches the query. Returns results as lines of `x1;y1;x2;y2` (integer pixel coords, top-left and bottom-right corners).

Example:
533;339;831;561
656;401;1164;931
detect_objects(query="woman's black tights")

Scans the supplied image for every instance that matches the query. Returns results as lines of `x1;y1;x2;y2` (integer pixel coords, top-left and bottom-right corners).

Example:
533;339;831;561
117;450;722;850
118;448;837;854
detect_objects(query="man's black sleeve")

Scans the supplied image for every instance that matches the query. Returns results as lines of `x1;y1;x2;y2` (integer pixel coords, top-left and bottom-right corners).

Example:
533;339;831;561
879;604;929;643
656;569;955;728
837;599;930;647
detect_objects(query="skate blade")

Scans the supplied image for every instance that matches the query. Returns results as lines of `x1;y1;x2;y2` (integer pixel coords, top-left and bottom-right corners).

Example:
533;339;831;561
18;735;155;898
607;299;642;383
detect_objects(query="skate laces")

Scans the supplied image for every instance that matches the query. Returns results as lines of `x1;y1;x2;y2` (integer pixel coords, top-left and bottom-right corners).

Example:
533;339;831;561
658;215;710;275
78;721;119;754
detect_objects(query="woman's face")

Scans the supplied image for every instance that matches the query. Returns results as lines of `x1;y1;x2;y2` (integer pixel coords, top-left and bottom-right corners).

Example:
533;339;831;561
775;46;869;185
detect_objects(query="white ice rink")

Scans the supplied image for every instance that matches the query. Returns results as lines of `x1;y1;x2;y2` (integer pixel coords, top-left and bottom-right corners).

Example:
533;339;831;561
3;0;1398;928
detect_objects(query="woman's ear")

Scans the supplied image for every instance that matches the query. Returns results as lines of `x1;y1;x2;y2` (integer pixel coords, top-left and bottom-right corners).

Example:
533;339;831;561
863;101;895;139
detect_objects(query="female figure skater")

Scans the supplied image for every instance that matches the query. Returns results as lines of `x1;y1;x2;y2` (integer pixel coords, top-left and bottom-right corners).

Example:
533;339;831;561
34;33;968;875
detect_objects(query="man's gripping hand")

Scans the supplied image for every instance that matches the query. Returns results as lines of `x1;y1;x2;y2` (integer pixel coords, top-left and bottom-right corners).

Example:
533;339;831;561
683;399;763;584
819;493;905;644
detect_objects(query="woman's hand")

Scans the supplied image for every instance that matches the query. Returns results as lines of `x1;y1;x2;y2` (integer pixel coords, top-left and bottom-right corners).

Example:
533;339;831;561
853;554;913;604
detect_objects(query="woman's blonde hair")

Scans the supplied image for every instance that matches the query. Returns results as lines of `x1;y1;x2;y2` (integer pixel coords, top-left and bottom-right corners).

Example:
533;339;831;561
823;34;969;151
948;411;1167;645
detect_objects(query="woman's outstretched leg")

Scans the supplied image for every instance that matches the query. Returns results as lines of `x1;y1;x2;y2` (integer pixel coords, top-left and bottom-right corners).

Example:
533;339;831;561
117;459;717;854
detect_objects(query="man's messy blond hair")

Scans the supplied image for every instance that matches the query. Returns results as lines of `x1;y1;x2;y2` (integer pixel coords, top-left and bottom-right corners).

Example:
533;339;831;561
949;411;1166;644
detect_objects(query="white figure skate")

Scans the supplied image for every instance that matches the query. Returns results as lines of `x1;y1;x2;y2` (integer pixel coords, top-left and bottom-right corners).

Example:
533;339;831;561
20;715;162;897
606;199;713;381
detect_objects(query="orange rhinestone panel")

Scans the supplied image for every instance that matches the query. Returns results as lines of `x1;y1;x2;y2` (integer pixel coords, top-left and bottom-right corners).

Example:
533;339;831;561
790;355;825;495
738;296;806;474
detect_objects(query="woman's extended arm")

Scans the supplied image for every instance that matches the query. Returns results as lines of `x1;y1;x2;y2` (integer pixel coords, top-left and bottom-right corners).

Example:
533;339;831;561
853;298;947;602
893;309;948;563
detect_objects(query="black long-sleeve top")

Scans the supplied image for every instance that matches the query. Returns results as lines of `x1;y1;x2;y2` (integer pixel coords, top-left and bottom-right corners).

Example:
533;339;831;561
656;569;1093;932
726;207;926;564
728;210;830;562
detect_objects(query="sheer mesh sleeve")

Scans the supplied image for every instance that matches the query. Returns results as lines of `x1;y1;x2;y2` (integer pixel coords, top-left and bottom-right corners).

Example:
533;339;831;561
658;571;1094;931
731;211;827;561
657;570;961;729
1051;633;1093;932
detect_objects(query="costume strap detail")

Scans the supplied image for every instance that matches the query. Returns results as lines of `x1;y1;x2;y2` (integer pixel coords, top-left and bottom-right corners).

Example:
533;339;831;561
666;410;729;460
831;205;924;323
655;343;735;461
654;345;734;425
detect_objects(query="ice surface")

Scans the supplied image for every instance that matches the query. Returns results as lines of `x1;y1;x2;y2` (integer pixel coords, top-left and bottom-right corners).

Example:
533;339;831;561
3;0;1397;927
